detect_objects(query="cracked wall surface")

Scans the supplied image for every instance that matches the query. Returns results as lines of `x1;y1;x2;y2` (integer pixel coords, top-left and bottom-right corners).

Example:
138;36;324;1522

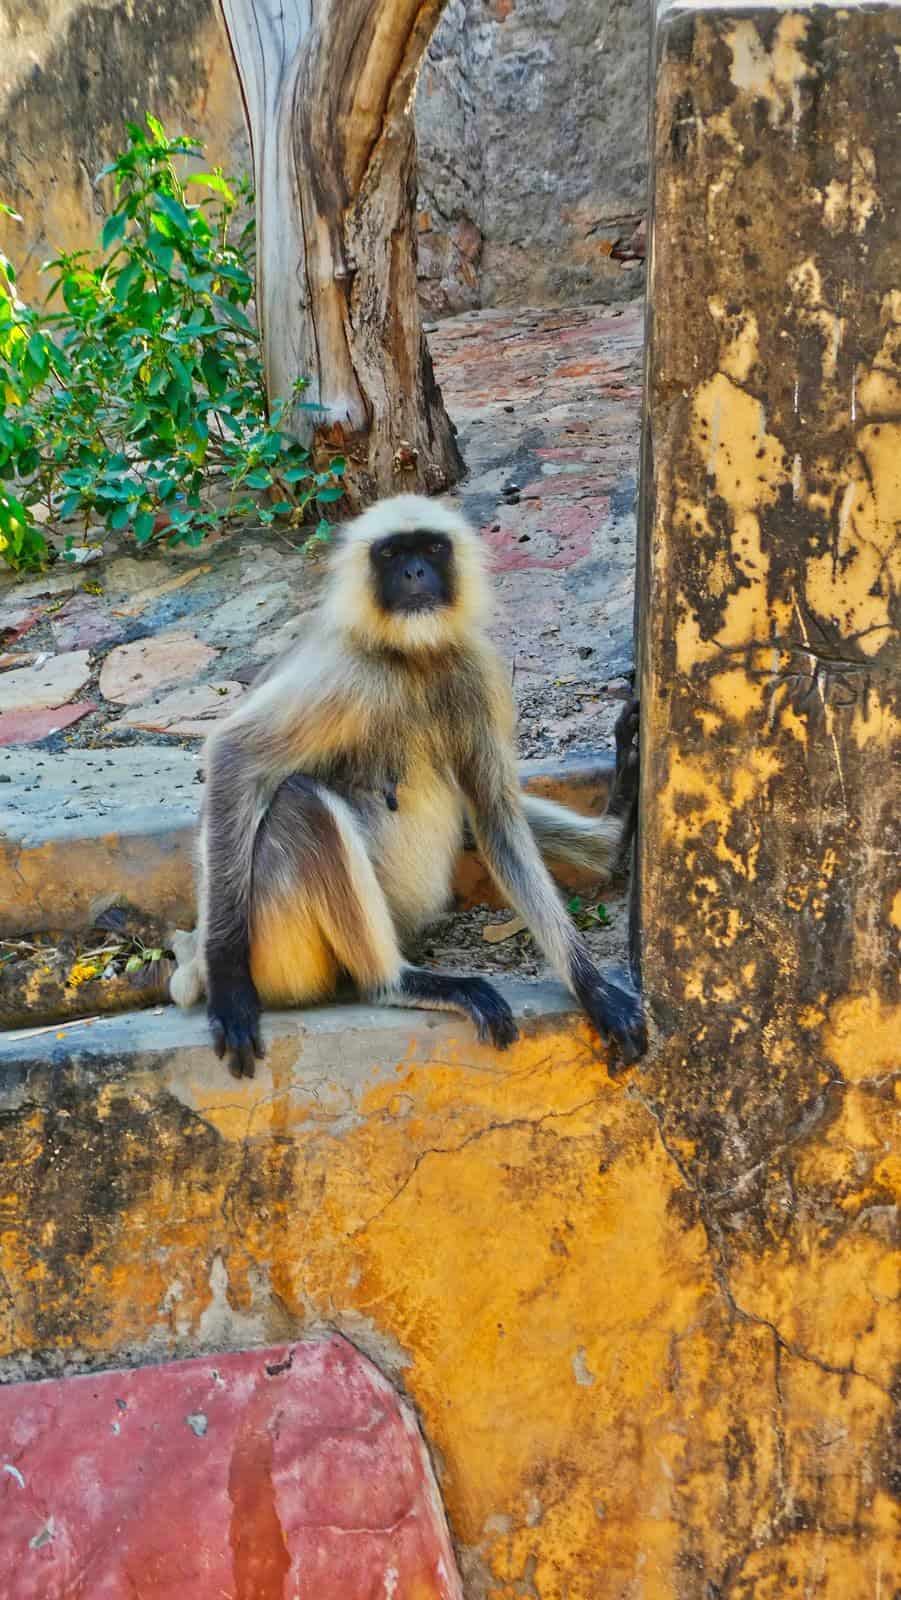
0;998;895;1596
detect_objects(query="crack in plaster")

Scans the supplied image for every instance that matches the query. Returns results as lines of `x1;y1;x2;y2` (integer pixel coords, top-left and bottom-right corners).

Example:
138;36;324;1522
350;1090;604;1237
630;1087;892;1399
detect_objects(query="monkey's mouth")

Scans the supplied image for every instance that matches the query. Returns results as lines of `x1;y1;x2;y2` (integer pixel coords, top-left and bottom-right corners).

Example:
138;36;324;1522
395;595;442;615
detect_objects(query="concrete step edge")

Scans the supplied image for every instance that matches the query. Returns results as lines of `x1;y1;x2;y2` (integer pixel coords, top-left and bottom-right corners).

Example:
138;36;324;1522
0;977;580;1081
1;753;617;938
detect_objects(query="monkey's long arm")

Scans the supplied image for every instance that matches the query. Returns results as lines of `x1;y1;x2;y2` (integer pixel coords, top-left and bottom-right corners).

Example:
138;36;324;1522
460;729;646;1065
200;726;278;1074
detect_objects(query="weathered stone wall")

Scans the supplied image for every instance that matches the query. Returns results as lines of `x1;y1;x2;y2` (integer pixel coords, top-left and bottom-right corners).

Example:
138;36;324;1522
422;0;648;313
0;0;649;314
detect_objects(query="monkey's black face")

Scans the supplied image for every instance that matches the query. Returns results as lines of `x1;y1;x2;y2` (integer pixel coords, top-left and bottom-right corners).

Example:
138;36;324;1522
370;530;455;616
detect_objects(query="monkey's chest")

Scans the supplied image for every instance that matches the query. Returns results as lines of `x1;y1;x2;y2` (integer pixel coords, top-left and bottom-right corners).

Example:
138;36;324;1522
370;765;464;934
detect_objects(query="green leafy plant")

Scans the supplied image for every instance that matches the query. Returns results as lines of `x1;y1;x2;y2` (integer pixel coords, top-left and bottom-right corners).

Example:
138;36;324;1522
567;894;612;930
0;117;343;572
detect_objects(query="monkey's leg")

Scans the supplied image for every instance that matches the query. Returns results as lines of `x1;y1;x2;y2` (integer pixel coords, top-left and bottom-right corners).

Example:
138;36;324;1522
249;775;399;1006
169;928;205;1007
390;968;519;1049
252;777;518;1050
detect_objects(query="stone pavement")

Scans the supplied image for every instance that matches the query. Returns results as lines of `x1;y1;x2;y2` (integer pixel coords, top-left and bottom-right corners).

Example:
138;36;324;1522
0;300;643;940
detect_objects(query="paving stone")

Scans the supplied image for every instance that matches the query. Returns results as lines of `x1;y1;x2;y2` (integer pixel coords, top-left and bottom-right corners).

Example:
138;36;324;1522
0;604;46;643
110;562;212;618
252;612;310;659
0;570;79;604
0;651;38;672
115;679;244;736
99;630;218;706
0;1335;463;1600
0;650;92;715
102;556;166;597
50;592;126;654
193;580;294;646
0;702;96;748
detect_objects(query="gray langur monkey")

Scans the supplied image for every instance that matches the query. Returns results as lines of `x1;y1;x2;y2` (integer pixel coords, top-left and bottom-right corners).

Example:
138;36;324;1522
170;494;646;1076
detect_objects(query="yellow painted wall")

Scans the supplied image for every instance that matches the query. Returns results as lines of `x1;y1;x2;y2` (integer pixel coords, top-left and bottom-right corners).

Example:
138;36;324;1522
0;1013;895;1595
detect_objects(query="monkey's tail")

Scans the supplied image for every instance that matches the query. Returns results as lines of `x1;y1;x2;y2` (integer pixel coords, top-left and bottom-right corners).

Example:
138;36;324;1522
168;928;206;1008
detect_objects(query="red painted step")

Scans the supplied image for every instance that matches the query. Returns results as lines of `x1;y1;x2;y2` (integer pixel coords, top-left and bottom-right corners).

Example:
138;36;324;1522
0;1334;463;1599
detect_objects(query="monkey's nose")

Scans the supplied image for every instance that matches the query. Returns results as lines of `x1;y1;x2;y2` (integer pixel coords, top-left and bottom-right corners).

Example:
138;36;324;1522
403;563;426;582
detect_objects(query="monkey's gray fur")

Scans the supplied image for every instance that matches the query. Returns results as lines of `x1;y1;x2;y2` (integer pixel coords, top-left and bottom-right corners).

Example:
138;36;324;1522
170;494;645;1076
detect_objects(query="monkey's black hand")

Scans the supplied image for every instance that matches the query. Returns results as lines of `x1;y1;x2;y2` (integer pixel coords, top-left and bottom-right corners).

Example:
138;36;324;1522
207;974;265;1079
571;956;647;1070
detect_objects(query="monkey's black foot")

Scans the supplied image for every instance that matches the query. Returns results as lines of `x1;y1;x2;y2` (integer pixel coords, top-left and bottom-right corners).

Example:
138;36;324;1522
609;696;640;822
208;979;265;1078
400;968;520;1051
614;696;640;775
570;955;647;1071
455;975;520;1049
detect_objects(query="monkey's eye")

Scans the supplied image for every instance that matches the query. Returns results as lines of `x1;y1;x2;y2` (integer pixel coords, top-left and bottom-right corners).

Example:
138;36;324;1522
427;542;444;557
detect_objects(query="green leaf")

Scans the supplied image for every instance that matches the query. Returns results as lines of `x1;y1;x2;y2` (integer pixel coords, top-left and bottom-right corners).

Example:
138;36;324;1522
146;235;174;274
113;260;144;306
154;193;193;236
244;468;272;489
184;270;214;294
145;113;167;145
315;485;345;504
61;467;95;489
212;294;253;334
108;500;133;530
101;210;128;251
25;332;50;379
188;171;235;203
168;353;193;391
133;509;155;544
200;348;228;398
282;464;312;483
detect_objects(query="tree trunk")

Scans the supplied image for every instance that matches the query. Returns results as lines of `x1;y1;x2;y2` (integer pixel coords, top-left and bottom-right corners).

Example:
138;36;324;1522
219;0;463;504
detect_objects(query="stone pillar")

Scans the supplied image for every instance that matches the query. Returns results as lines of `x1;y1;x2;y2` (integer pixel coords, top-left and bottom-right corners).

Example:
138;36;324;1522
636;0;898;1585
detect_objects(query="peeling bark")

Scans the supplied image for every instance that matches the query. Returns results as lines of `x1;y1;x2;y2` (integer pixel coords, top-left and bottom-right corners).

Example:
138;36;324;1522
219;0;463;504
